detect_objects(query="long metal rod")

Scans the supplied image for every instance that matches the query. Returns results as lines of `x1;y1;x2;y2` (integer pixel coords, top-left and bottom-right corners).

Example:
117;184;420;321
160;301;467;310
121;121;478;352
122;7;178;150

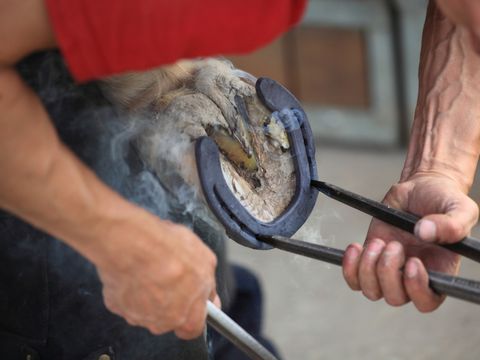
261;236;480;305
206;301;279;360
311;180;480;263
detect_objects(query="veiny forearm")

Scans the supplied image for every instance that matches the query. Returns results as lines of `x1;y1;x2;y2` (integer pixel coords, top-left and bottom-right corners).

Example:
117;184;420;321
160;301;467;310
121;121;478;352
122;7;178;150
402;1;480;192
0;67;137;262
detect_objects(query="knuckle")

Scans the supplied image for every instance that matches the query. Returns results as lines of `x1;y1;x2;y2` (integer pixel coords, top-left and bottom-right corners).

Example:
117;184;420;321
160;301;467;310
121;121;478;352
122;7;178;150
377;255;390;272
125;316;139;326
167;261;186;281
181;318;203;334
177;323;204;339
148;325;166;335
176;315;189;328
377;246;401;272
169;308;188;327
103;295;121;315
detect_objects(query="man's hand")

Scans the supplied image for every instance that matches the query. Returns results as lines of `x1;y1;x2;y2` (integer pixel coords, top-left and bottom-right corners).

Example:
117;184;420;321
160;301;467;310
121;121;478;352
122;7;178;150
341;1;480;312
94;212;219;339
342;174;478;312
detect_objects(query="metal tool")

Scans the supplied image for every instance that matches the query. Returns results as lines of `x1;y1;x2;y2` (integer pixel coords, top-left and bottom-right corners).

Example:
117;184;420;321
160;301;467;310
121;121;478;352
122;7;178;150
196;77;318;250
206;301;278;360
260;236;480;305
196;77;480;262
311;180;480;263
195;76;480;306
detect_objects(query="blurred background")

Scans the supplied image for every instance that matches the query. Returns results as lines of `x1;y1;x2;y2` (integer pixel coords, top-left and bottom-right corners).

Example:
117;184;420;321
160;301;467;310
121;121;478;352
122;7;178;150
226;1;480;359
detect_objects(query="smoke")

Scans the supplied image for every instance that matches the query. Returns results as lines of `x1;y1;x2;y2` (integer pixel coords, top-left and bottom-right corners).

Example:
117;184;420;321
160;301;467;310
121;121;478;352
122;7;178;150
291;209;341;271
15;50;227;285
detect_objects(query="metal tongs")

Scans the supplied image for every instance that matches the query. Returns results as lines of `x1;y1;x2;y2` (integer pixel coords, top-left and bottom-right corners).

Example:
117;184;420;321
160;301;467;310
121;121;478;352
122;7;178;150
196;77;480;306
261;179;480;304
195;77;480;360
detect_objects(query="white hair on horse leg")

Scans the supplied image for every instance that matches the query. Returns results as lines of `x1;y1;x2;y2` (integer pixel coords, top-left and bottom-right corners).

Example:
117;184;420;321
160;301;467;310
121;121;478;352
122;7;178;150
100;58;297;224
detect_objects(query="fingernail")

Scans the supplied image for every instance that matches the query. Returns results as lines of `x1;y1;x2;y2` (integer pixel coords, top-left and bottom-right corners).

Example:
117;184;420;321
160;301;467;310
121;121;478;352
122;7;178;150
384;241;401;257
366;240;383;256
345;245;359;263
414;220;437;242
405;260;418;279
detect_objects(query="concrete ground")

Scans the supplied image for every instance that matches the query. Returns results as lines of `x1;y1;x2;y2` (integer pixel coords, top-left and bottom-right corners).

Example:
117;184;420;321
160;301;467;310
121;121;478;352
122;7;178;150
227;145;480;360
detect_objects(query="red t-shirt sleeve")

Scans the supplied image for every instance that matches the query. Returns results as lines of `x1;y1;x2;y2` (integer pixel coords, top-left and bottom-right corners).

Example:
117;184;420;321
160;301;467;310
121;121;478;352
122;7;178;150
45;0;306;82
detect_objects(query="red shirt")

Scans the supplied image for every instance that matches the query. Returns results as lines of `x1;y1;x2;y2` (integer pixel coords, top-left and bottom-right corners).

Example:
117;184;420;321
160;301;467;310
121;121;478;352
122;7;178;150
45;0;306;82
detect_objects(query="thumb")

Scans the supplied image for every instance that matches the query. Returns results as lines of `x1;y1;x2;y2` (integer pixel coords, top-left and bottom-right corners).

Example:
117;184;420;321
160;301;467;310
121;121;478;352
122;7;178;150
414;199;478;244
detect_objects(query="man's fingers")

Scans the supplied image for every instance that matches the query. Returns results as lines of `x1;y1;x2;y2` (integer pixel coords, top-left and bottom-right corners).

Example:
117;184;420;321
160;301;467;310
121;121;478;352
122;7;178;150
175;283;218;339
342;243;363;291
414;198;478;244
174;297;208;340
377;241;409;306
358;239;385;301
404;257;444;312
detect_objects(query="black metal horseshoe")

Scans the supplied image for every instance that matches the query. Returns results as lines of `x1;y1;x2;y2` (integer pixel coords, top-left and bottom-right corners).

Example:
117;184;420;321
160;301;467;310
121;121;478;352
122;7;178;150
195;77;318;249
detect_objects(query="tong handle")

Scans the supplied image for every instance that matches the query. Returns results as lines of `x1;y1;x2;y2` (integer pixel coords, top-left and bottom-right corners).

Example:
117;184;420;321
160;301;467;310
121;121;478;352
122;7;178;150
428;270;480;304
207;301;278;360
263;236;480;305
311;180;480;263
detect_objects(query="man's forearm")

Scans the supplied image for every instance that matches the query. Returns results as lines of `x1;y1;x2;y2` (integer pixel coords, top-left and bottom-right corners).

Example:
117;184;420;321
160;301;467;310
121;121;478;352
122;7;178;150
0;67;135;262
0;65;221;339
402;1;480;192
0;1;134;264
